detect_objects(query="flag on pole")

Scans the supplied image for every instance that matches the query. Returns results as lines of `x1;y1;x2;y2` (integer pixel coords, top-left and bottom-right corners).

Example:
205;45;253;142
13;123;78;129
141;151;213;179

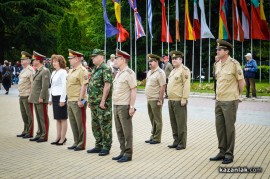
233;0;244;41
239;0;250;39
259;0;270;39
102;0;119;38
185;0;196;40
113;0;129;42
160;0;173;43
176;0;180;42
148;0;153;38
198;0;214;38
218;0;231;39
193;0;200;39
128;0;146;40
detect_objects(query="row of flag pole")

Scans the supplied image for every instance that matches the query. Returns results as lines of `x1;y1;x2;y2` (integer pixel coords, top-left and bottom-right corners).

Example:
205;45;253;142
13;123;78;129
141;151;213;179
102;0;270;82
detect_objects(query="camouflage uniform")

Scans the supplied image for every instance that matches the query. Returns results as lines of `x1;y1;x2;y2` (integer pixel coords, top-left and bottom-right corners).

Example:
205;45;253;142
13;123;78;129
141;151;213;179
88;62;113;150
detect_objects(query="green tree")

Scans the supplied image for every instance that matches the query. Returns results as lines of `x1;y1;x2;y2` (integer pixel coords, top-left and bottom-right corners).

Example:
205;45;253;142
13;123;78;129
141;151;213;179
57;14;71;58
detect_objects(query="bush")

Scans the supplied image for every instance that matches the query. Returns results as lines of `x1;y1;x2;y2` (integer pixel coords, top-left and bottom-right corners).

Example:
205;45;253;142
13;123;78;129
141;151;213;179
255;65;269;79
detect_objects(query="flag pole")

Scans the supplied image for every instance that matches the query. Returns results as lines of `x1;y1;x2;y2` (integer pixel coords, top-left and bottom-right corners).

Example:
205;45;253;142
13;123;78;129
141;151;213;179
242;41;244;66
146;0;148;72
208;0;211;83
135;30;137;79
119;0;122;50
199;38;202;83
192;40;194;83
130;7;133;70
105;22;107;62
232;1;235;58
260;40;261;82
167;0;170;54
162;42;163;56
150;0;153;54
184;0;186;65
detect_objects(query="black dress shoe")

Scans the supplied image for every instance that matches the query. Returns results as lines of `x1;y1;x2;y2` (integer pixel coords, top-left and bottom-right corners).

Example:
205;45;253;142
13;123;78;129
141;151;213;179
222;158;233;164
51;138;60;145
149;141;160;144
67;146;77;150
112;155;123;160
17;133;26;137
36;139;47;143
22;134;33;139
29;137;39;141
87;148;102;153
99;149;110;156
209;155;225;161
117;156;132;163
56;138;67;145
168;144;177;148
145;139;152;143
176;146;185;150
74;147;84;151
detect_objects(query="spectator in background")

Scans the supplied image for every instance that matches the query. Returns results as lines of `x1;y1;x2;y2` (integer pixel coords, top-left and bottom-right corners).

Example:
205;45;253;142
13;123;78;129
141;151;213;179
107;54;118;78
244;53;258;99
1;60;12;94
213;56;220;99
162;55;173;98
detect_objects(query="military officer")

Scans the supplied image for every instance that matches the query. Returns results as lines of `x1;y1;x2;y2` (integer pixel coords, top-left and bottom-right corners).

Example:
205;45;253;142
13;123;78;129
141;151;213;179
112;49;137;163
29;51;51;142
66;49;88;151
210;39;245;164
145;54;166;144
167;51;190;150
162;55;173;98
87;49;113;156
17;51;35;139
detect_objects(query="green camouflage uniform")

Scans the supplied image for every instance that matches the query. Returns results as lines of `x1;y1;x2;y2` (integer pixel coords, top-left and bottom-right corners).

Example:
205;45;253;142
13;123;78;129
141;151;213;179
88;62;112;150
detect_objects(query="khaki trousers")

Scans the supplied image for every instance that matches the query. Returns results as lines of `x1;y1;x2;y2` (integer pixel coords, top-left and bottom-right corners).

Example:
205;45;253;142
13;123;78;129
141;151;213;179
147;100;162;142
19;96;34;136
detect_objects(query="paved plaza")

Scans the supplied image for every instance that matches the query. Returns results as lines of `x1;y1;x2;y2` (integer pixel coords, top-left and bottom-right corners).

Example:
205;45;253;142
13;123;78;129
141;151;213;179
0;85;270;179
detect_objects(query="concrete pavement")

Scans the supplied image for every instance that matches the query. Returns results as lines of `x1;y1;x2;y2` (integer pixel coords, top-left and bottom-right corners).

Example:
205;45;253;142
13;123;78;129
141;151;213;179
0;85;269;178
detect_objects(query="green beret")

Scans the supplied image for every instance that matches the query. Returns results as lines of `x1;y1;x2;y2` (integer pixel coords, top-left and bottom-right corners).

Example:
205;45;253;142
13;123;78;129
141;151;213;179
169;51;184;58
91;49;105;57
147;54;162;61
216;39;233;50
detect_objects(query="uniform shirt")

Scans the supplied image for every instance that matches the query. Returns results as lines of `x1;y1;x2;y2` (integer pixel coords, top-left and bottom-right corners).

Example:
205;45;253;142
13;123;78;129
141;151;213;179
145;67;166;101
66;64;89;102
18;65;34;97
113;66;137;105
49;69;67;102
167;65;191;101
163;62;173;79
215;56;244;101
29;66;51;104
88;63;112;105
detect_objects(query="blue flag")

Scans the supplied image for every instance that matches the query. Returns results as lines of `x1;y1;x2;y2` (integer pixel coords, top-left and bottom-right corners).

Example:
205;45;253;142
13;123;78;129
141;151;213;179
102;0;119;38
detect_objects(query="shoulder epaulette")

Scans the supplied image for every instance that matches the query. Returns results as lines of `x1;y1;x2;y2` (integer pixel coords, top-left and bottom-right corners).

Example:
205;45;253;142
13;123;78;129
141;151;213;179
182;65;189;70
230;58;238;64
126;68;133;74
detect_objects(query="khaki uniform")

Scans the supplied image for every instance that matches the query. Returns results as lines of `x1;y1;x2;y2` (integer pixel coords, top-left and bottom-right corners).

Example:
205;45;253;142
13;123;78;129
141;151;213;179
145;68;166;142
18;65;34;136
113;66;137;157
29;66;50;140
214;56;244;159
67;65;88;149
167;65;190;148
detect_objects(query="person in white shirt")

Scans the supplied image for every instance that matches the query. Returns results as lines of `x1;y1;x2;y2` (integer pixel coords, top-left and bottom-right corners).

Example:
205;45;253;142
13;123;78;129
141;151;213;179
48;55;68;145
107;54;118;78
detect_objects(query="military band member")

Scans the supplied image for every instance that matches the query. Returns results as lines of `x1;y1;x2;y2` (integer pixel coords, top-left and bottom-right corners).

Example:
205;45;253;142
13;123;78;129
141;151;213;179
112;49;137;163
29;51;51;142
66;49;88;151
167;51;190;150
17;51;35;139
210;39;245;164
145;54;166;144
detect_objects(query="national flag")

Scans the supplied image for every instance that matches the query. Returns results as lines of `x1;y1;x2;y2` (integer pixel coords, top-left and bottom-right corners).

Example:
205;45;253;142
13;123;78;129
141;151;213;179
239;0;250;39
102;0;119;38
160;0;173;43
128;0;146;40
233;0;244;41
259;0;270;39
185;0;196;40
148;0;153;38
198;0;214;38
113;0;129;42
218;0;231;39
193;0;200;39
176;0;180;42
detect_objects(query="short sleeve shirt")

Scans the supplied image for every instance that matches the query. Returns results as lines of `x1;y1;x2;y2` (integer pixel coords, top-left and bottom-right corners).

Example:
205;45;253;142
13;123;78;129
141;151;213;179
113;66;137;105
18;65;34;96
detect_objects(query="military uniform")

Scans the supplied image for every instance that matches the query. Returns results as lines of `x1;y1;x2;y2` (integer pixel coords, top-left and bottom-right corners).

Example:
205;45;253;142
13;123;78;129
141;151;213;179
88;49;113;152
212;39;244;163
67;49;88;150
112;49;137;161
17;51;35;138
29;51;51;142
163;59;173;98
167;51;190;150
145;54;166;143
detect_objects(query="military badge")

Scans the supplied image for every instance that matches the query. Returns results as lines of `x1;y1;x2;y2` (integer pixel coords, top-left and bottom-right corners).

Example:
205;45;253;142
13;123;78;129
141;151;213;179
185;74;188;79
173;54;176;57
84;75;88;80
238;70;242;75
175;77;178;80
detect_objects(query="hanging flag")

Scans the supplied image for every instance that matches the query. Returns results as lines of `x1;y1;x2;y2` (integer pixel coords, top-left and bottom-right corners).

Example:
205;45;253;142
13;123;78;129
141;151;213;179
113;0;129;42
218;0;231;39
193;0;200;39
148;0;153;38
198;0;214;38
233;0;244;41
102;0;119;38
239;0;250;39
259;0;270;39
128;0;146;40
160;0;173;43
176;0;180;42
185;0;196;40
